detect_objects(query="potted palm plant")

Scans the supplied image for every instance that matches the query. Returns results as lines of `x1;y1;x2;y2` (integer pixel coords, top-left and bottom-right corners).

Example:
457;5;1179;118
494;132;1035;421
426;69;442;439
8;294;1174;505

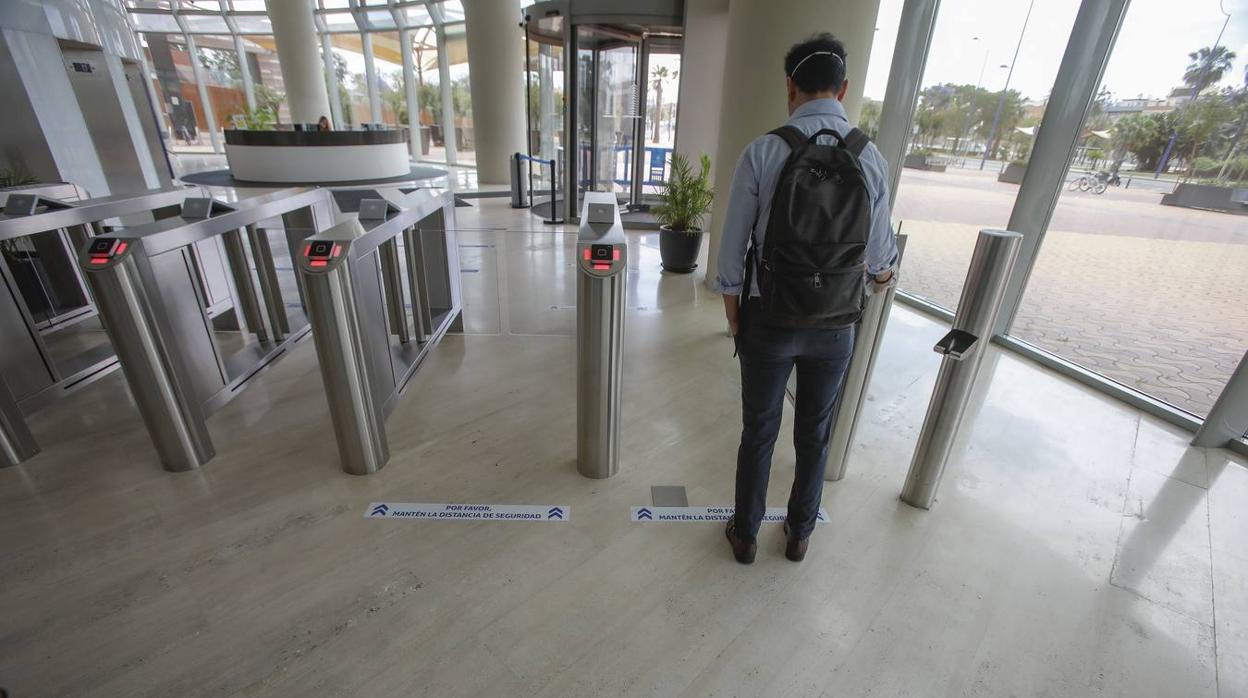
654;152;714;273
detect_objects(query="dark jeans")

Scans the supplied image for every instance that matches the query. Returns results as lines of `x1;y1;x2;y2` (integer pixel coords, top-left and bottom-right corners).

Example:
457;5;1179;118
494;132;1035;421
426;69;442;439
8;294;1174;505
733;303;854;542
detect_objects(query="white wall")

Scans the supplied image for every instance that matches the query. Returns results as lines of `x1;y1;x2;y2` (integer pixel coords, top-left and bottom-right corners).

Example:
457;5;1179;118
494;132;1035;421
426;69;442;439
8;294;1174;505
0;0;163;195
2;28;110;195
673;0;729;185
0;0;140;61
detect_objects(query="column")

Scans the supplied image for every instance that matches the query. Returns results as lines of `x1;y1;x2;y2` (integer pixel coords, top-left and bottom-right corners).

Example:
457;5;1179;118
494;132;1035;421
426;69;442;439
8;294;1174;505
463;0;527;183
435;24;459;165
704;0;881;286
320;33;345;128
265;0;333;124
400;29;420;158
233;33;257;111
360;30;381;123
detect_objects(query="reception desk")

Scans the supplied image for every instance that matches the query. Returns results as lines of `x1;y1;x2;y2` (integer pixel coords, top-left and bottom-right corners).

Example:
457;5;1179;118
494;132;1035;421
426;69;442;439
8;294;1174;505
224;129;410;184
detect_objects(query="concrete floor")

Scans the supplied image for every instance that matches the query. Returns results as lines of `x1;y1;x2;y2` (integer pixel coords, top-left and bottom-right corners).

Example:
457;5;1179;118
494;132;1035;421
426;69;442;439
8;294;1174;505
2;196;1245;697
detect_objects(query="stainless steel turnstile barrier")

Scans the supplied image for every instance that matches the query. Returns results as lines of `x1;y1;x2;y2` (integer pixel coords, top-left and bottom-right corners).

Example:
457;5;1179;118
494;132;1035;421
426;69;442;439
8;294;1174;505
823;234;907;481
1;376;38;467
0;186;199;463
299;189;463;475
782;234;909;482
900;229;1022;509
575;193;627;479
1;186;194;402
77;188;335;471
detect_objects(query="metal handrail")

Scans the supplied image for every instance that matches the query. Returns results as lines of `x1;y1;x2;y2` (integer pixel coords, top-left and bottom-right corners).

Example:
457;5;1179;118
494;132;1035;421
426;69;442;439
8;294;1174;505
0;186;196;242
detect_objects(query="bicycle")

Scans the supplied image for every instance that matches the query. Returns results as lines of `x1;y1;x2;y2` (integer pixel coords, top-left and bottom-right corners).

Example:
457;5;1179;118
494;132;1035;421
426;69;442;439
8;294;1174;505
1067;171;1113;195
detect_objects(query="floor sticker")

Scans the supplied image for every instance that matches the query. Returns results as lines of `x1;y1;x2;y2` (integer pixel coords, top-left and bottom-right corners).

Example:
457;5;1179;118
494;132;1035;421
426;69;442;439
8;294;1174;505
630;506;829;523
366;502;569;521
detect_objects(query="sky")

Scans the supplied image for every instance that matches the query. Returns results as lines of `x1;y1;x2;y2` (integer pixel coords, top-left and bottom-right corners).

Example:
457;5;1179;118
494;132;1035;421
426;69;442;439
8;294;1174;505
863;0;1248;103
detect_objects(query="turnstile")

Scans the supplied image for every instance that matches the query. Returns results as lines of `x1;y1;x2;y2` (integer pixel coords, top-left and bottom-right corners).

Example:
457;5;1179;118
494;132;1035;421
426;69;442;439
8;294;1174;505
78;188;334;471
299;189;462;475
575;193;627;479
789;233;908;482
0;185;197;465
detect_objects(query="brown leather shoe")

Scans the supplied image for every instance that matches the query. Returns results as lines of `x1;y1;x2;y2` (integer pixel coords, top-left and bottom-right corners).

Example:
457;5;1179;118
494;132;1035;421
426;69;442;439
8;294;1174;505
782;520;809;562
725;520;756;564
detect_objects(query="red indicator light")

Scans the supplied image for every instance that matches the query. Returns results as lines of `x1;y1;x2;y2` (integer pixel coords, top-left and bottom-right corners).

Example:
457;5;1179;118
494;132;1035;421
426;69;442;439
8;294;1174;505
310;259;328;267
89;257;109;265
332;244;342;257
592;263;610;270
115;242;128;255
304;243;312;257
612;249;620;261
582;249;591;261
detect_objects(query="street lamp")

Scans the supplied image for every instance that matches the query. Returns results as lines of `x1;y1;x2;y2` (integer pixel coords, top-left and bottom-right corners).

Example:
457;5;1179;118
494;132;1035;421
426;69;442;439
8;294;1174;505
953;36;990;164
979;0;1036;170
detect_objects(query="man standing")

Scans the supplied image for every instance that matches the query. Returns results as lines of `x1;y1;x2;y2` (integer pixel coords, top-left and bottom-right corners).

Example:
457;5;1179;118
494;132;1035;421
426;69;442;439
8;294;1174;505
712;33;899;564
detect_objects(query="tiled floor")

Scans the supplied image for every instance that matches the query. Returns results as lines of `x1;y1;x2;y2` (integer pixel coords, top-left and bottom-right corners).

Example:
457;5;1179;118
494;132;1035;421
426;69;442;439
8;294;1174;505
1;195;1245;697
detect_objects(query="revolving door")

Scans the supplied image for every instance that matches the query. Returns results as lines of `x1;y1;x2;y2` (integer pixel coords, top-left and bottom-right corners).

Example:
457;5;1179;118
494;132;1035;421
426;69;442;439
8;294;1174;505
523;1;683;223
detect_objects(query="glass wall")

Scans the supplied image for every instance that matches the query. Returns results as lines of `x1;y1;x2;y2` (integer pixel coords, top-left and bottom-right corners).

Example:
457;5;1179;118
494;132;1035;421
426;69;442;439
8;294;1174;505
240;35;288;123
444;23;474;166
331;34;372;127
195;34;248;136
371;31;406;127
525;30;565;194
1010;0;1248;417
140;32;213;151
124;0;478;165
864;0;1081;312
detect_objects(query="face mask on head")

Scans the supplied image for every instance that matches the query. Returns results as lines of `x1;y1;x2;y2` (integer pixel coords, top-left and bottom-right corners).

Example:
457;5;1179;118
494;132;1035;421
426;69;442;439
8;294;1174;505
787;51;844;80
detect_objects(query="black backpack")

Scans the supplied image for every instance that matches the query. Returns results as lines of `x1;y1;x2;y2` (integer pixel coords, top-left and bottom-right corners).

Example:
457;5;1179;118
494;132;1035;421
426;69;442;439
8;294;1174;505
744;125;872;329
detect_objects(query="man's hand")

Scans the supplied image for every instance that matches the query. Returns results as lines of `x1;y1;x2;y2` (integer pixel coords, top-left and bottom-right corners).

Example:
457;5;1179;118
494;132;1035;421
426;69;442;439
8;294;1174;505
866;269;897;295
722;294;741;336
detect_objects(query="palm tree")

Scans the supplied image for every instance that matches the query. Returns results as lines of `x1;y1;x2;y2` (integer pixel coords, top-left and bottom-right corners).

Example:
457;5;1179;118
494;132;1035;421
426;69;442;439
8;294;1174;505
1183;45;1237;92
650;66;676;143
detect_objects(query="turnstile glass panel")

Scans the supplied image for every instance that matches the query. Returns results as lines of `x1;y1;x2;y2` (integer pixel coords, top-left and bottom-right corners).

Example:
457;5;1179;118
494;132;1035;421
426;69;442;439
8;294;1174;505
2;230;91;327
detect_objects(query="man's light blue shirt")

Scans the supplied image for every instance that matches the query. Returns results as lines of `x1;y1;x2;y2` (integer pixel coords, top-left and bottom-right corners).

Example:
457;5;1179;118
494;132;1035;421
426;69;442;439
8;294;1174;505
712;98;899;297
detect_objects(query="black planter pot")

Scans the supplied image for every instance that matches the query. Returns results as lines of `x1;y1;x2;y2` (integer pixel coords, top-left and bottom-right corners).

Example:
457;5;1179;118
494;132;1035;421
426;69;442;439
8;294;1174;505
659;226;704;273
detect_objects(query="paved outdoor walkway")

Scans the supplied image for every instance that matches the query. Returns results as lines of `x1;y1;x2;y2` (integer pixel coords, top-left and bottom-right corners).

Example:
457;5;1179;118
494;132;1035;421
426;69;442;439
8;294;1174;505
894;169;1247;417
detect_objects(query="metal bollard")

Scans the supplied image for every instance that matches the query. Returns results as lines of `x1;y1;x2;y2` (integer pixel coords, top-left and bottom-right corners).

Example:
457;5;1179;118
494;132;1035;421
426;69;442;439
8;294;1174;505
298;221;389;475
79;236;215;472
0;376;38;467
510;153;530;209
900;229;1023;509
576;193;627;479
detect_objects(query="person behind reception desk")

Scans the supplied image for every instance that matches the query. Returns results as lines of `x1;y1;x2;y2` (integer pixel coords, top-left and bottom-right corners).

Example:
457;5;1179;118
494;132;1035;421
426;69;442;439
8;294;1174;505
318;116;331;131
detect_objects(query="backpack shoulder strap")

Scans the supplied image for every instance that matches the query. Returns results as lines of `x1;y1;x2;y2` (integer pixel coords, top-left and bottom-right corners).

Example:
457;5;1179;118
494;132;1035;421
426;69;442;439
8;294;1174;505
767;125;806;153
843;127;871;158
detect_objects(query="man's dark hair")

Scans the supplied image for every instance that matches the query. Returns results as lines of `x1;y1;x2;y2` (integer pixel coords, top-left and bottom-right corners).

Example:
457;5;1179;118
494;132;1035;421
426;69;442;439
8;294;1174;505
784;33;847;94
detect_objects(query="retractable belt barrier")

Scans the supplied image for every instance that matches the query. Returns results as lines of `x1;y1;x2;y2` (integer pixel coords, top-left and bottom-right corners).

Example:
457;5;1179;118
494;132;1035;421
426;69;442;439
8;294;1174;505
298;189;463;475
0;185;199;466
511;152;564;224
78;188;335;472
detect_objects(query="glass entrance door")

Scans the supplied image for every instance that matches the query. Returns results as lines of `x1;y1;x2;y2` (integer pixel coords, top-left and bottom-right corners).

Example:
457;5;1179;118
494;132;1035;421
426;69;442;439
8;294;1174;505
575;26;641;212
635;36;682;206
